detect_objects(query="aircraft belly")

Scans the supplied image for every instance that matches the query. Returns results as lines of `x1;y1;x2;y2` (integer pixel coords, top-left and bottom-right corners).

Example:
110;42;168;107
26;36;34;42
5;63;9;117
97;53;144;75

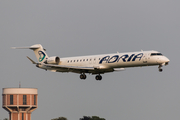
101;61;143;68
44;66;69;72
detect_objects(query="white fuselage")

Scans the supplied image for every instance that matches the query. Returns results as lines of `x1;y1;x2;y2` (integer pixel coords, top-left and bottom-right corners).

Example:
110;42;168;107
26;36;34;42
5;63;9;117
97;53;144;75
57;50;169;70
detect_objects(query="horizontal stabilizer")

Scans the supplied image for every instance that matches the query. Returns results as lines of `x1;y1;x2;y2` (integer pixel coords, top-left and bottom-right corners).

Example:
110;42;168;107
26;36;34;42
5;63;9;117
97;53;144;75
27;56;37;64
11;44;42;50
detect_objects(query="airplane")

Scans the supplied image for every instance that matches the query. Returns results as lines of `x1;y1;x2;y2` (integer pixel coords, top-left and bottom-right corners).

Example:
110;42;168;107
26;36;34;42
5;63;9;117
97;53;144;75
12;44;170;80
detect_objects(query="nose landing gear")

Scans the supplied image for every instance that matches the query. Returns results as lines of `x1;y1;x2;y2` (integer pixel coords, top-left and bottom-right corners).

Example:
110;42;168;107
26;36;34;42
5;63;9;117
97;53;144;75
159;68;163;72
158;65;163;72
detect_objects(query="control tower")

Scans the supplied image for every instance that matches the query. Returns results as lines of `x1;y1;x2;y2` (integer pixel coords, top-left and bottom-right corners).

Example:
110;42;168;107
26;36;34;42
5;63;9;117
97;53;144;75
2;88;38;120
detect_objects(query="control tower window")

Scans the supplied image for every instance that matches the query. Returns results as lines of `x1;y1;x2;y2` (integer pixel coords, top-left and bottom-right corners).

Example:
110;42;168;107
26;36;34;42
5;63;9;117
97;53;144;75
23;95;27;105
10;95;13;105
22;113;24;120
34;95;36;105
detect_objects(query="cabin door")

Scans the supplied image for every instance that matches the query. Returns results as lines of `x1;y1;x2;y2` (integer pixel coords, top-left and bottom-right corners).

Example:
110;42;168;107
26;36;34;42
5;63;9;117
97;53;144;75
142;53;148;63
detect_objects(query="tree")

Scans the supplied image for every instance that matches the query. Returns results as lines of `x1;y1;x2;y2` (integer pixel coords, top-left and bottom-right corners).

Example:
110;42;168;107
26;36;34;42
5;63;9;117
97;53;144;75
80;116;105;120
91;116;105;120
80;116;91;120
51;117;67;120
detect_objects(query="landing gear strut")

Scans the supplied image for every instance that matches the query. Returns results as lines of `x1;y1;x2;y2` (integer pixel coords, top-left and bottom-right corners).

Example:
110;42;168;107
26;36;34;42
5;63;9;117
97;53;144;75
158;65;163;72
80;74;86;80
95;74;102;81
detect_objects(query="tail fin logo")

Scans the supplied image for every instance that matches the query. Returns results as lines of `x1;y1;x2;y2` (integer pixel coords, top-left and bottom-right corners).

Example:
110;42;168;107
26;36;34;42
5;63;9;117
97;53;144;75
38;51;46;62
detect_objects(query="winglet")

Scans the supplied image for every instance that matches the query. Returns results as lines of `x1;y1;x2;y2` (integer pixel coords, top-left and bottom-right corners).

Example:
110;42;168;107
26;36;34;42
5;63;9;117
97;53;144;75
27;56;37;64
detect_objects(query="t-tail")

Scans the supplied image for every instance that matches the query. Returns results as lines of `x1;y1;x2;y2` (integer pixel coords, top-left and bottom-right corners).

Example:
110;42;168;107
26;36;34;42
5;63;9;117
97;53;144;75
12;44;49;63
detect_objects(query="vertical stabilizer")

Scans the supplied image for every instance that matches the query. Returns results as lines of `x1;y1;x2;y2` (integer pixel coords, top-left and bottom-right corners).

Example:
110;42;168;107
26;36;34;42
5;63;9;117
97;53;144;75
30;44;49;63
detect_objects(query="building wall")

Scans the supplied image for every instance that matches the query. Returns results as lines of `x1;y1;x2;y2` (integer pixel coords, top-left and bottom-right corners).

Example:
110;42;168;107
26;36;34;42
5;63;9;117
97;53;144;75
20;113;26;120
14;95;17;105
7;94;17;105
28;113;31;120
3;94;38;106
12;113;18;120
3;94;6;105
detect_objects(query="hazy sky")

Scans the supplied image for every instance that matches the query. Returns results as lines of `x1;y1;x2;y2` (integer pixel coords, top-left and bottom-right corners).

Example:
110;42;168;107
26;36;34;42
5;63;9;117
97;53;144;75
0;1;179;120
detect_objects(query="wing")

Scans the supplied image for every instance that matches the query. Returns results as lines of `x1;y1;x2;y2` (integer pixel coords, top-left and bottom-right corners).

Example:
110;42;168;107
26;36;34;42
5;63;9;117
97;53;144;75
41;64;115;74
27;56;37;64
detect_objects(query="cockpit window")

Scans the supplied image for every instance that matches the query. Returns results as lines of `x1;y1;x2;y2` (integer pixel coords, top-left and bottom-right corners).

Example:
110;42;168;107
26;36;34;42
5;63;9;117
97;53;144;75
157;53;163;55
151;53;163;56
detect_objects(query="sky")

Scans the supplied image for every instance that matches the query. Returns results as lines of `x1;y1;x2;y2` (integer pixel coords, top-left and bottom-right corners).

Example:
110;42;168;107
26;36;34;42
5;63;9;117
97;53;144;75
0;0;179;120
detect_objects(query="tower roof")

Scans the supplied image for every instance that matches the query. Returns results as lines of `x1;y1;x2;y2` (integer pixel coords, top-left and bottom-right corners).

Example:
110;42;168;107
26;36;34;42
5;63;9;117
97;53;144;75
3;88;38;94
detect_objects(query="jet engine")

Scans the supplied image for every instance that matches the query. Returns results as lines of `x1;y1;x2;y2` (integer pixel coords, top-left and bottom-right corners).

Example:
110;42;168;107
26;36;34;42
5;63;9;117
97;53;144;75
45;56;60;64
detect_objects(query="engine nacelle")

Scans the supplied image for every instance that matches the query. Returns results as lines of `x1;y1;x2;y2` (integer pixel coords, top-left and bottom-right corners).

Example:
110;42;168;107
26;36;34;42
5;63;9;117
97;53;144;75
45;56;60;64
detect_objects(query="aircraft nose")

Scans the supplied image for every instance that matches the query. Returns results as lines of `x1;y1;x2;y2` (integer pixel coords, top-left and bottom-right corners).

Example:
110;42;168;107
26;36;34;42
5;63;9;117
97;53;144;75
164;57;170;65
157;56;170;65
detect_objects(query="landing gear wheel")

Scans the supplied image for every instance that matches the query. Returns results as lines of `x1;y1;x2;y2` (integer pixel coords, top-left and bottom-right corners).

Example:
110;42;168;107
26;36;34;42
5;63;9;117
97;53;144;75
95;75;102;81
159;69;163;72
80;74;86;80
95;76;99;80
80;74;84;79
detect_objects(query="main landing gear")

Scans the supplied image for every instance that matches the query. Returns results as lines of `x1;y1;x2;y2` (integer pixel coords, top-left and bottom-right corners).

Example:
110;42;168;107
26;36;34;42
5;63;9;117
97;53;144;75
95;74;102;81
80;74;86;80
80;73;102;81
